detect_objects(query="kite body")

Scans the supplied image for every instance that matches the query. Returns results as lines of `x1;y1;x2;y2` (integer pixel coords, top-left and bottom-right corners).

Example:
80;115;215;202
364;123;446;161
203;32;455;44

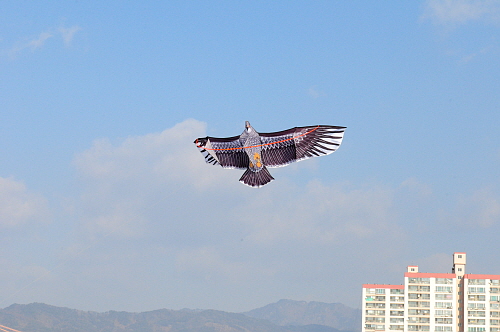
194;121;345;188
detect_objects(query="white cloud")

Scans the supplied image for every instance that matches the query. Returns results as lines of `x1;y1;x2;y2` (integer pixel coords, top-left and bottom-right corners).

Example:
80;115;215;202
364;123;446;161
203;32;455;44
0;177;49;227
73;119;232;237
458;45;491;64
59;25;81;46
72;119;408;247
239;180;401;246
6;24;81;58
454;188;500;227
423;0;500;25
307;85;325;99
69;119;462;310
28;31;53;49
435;187;500;230
74;118;225;189
72;118;410;254
8;31;53;57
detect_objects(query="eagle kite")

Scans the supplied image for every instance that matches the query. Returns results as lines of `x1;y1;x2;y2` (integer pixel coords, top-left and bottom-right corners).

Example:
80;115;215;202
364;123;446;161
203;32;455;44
194;121;346;187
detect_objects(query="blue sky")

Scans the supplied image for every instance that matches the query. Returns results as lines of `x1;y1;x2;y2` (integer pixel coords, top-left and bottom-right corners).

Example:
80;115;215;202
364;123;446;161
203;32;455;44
1;0;500;313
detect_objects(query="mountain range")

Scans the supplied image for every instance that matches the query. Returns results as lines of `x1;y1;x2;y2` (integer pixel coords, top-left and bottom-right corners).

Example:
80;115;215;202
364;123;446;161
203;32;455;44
0;300;361;332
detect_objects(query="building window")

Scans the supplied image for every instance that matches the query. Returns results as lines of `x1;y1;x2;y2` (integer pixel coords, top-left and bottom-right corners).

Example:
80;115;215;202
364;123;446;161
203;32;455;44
468;287;486;294
436;286;453;293
408;317;430;324
409;285;431;292
409;293;430;300
435;317;453;324
409;309;430;316
469;279;486;285
468;295;486;301
390;310;404;316
365;317;385;323
436;278;453;285
436;294;453;300
468;311;486;317
468;303;486;310
435;302;453;309
435;310;453;316
390;296;404;302
389;325;404;330
467;328;486;332
365;295;385;301
467;319;486;325
365;310;385;316
409;278;430;284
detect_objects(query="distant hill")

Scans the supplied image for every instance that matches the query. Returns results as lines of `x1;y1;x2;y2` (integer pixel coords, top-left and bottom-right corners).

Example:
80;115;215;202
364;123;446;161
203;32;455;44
0;301;358;332
243;299;361;332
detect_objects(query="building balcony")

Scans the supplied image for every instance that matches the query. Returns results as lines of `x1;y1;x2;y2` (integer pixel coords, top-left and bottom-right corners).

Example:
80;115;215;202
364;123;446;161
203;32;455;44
408;310;431;316
468;311;486;317
365;296;386;302
407;325;430;331
390;305;404;309
390;311;404;316
408;302;431;308
390;297;405;302
408;286;431;292
408;319;431;322
467;319;486;325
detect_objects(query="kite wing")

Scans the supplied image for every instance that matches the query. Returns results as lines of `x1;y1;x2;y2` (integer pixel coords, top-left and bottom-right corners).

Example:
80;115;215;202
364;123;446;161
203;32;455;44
194;136;249;169
260;125;346;167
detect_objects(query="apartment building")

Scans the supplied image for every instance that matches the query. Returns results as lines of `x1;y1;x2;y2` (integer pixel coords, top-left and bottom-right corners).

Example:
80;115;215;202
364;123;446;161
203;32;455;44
362;252;500;332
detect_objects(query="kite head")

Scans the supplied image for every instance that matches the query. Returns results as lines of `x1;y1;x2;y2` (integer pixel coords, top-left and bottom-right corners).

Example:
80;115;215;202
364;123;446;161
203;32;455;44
245;121;253;132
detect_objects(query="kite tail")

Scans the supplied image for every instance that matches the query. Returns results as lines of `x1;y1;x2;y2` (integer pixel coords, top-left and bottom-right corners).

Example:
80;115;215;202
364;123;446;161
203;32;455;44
239;166;274;188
